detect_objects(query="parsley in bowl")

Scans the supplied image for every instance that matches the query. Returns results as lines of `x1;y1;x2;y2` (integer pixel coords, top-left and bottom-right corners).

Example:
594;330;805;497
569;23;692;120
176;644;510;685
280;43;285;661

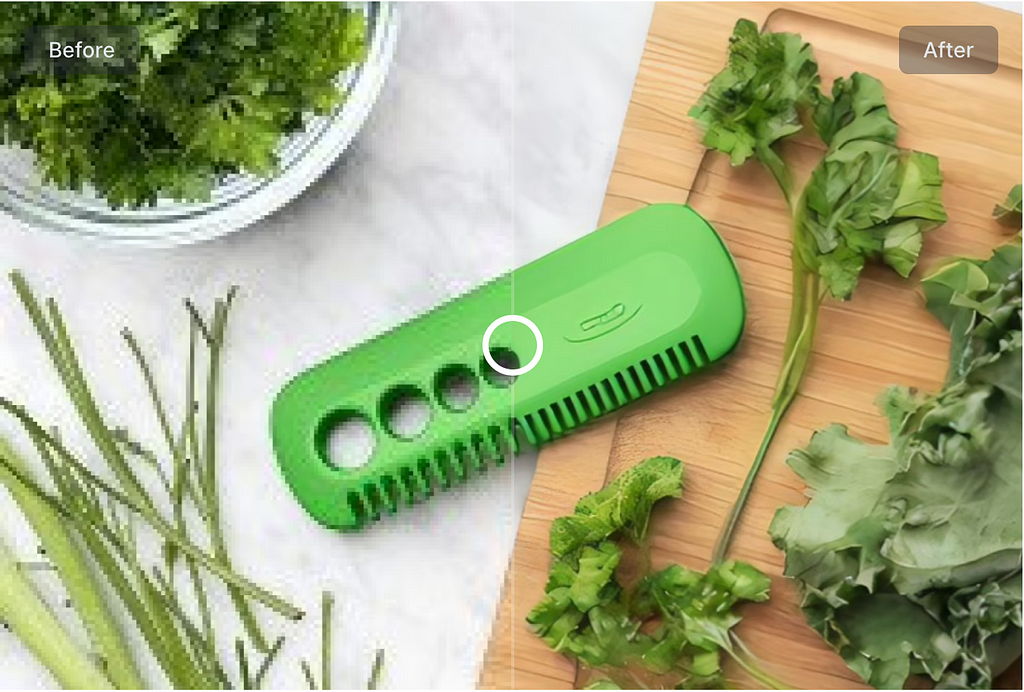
0;2;397;244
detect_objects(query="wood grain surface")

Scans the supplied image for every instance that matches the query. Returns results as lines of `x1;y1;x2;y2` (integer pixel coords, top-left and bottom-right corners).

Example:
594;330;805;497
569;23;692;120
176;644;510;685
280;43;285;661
481;3;1023;689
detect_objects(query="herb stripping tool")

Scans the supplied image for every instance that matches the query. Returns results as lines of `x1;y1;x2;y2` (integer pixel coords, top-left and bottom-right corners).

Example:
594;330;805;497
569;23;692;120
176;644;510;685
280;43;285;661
271;204;746;530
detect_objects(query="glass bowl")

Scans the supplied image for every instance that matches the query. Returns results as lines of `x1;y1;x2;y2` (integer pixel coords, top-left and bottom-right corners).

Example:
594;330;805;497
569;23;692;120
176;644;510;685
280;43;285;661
0;2;398;247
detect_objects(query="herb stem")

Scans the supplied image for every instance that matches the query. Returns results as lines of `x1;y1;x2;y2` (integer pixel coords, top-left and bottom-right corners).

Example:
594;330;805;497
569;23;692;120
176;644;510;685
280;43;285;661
301;659;318;690
728;650;789;690
198;292;269;651
727;634;791;690
755;143;795;211
122;329;177;454
321;592;334;690
186;554;215;653
253;636;286;689
367;649;385;690
237;639;252;689
712;407;784;564
713;238;822;563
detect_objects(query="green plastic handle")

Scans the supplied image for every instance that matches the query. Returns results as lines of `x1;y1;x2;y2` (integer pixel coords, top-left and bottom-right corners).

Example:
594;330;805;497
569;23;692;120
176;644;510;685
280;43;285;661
271;204;745;529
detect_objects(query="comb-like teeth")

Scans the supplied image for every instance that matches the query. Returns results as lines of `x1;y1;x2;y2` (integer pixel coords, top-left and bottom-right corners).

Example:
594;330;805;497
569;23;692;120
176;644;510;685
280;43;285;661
417;458;435;496
519;416;539;446
583;385;602;416
545;406;561;436
491;425;508;457
513;333;710;446
666;344;686;374
561;396;583;427
679;341;698;371
347;492;367;524
630;364;653;393
693;335;710;365
641;357;663;387
450;443;467;481
399;467;417;504
343;336;711;528
380;476;399;513
469;434;487;472
344;420;521;527
435;449;454;488
608;376;626;406
550;403;567;432
365;483;385;519
533;412;551;441
656;350;677;379
620;370;634;395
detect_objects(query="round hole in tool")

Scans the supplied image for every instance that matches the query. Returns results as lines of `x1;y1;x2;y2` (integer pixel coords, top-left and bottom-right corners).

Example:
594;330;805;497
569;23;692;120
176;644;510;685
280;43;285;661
435;364;480;412
320;411;376;469
481;348;520;387
380;385;432;440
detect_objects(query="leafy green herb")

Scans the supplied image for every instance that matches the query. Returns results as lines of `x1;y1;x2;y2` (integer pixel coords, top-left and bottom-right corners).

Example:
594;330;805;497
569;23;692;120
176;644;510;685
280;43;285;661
0;3;366;207
688;18;820;206
529;456;784;690
550;455;683;558
770;240;1022;689
993;184;1023;229
691;20;948;563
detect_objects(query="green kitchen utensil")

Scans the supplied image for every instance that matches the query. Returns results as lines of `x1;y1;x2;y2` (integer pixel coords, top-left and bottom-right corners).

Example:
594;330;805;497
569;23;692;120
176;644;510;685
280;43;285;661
271;203;745;530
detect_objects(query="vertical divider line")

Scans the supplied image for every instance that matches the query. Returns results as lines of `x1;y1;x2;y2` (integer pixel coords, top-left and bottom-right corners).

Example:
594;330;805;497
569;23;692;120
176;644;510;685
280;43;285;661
509;4;516;689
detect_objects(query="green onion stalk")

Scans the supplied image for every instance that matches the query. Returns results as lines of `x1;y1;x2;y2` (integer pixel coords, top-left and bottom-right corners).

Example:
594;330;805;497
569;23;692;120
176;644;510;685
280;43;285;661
0;438;138;689
0;535;112;689
0;273;304;689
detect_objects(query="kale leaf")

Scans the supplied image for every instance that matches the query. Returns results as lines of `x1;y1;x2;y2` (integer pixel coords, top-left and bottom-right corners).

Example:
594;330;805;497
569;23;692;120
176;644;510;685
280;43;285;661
771;240;1023;689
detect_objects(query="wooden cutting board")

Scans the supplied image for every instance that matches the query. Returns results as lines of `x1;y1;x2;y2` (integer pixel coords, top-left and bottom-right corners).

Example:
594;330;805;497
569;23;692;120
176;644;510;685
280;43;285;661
482;3;1022;689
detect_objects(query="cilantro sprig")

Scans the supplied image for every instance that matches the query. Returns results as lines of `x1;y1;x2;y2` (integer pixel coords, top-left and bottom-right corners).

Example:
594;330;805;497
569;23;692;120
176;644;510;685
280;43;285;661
690;19;948;563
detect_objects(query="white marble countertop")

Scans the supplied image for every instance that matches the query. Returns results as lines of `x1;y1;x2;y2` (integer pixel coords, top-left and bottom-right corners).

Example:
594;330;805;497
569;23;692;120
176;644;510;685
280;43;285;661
0;3;654;689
